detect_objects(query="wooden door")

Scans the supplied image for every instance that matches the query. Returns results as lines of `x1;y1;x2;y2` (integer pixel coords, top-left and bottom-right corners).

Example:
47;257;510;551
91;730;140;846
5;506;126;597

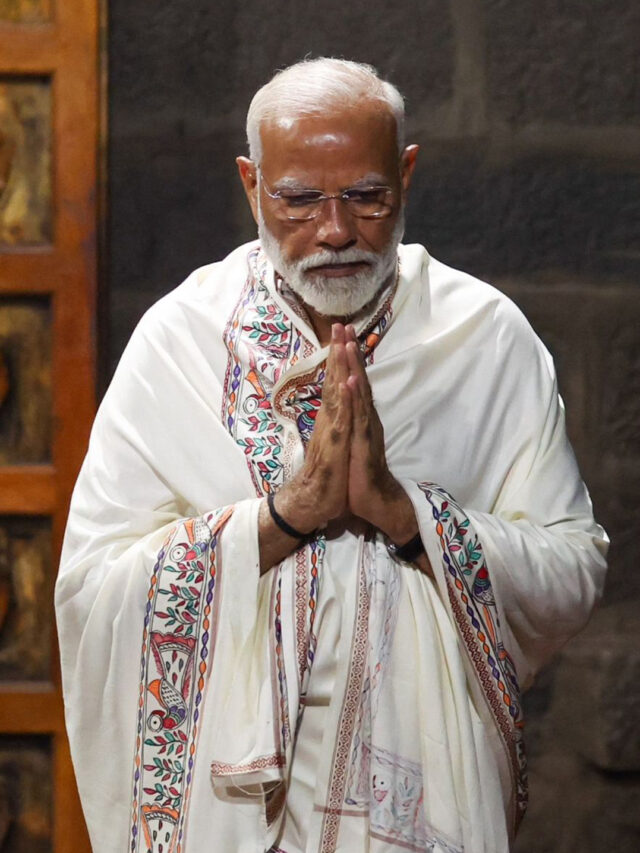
0;1;98;850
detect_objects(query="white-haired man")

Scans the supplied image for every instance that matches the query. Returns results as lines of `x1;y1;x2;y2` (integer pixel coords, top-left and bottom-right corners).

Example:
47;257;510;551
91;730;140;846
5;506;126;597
57;58;607;853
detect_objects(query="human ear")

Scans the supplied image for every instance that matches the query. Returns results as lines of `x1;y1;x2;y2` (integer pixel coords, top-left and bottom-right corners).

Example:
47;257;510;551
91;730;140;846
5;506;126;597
400;144;419;197
236;156;259;223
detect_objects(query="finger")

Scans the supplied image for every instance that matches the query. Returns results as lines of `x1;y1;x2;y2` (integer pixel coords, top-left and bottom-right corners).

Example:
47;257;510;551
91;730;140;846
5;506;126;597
323;328;346;402
327;381;352;450
337;380;352;426
328;324;349;386
346;341;372;405
332;322;346;345
347;371;369;430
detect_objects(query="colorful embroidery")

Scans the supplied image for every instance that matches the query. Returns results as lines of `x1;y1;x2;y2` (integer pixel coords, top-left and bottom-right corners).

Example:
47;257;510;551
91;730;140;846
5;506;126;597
419;483;527;830
294;538;324;694
222;249;311;496
130;509;232;853
273;563;291;749
222;247;395;496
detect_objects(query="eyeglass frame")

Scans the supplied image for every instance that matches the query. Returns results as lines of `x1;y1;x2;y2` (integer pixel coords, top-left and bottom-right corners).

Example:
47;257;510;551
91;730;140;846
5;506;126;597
257;169;397;221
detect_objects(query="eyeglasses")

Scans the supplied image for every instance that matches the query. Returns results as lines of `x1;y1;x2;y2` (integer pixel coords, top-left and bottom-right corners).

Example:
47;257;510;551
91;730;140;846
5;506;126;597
259;172;395;221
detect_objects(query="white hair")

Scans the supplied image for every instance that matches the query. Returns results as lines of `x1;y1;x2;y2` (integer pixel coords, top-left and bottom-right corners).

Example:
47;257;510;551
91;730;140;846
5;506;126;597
246;57;405;164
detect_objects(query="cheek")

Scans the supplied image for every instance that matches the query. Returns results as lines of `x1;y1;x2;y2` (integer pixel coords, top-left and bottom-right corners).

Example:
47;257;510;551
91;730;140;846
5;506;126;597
275;225;316;262
357;221;396;253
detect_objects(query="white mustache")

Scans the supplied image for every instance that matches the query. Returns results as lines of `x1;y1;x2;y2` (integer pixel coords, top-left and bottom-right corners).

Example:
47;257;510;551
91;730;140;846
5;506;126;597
299;248;378;272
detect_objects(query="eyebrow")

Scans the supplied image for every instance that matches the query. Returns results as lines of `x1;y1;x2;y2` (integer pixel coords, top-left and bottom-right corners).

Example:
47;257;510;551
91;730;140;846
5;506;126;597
349;173;389;187
269;176;309;191
270;172;390;192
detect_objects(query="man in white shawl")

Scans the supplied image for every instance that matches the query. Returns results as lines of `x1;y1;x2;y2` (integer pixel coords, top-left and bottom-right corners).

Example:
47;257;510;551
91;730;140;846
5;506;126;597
56;58;607;853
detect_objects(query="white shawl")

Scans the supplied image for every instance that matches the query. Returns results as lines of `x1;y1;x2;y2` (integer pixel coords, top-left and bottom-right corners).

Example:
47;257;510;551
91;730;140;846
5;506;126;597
56;242;607;853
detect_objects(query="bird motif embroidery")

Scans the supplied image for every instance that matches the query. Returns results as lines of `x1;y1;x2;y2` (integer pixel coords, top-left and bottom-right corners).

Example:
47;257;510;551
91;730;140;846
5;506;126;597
372;773;389;803
471;564;495;607
146;632;196;732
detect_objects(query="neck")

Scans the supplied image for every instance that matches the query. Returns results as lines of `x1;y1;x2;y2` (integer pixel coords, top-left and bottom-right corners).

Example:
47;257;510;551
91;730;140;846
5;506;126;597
308;309;346;348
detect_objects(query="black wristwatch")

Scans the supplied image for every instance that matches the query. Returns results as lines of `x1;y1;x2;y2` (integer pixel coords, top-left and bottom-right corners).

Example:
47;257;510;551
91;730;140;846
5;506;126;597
386;531;424;562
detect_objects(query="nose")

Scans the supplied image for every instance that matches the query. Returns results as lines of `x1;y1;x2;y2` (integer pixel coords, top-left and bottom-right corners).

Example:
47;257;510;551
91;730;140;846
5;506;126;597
314;197;358;250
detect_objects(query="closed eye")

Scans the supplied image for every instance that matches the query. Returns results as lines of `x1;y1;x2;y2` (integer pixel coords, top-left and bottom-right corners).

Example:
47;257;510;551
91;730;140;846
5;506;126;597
279;190;325;207
342;188;389;205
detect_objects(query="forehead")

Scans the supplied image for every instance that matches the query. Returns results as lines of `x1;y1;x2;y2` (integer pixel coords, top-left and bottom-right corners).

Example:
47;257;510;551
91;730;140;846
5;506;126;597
259;103;398;185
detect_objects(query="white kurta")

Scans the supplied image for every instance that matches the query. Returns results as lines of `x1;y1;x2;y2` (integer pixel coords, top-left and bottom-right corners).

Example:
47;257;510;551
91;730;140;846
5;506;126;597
56;242;607;853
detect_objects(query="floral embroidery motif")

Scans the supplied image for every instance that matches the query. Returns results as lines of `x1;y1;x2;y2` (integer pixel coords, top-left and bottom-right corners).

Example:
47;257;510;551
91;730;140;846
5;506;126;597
130;509;232;853
222;250;324;495
419;483;527;830
222;257;293;496
222;248;395;495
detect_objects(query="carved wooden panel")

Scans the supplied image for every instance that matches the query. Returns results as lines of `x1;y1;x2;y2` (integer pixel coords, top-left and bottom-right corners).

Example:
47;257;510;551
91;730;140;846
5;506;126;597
0;518;51;682
0;78;52;248
0;0;50;25
0;1;99;850
0;735;52;853
0;298;51;464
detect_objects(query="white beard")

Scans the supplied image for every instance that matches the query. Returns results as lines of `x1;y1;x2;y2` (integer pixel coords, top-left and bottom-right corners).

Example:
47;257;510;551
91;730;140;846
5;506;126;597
258;209;404;319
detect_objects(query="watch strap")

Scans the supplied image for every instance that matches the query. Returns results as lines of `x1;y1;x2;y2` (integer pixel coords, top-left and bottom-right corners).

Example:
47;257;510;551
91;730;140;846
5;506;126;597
387;531;424;562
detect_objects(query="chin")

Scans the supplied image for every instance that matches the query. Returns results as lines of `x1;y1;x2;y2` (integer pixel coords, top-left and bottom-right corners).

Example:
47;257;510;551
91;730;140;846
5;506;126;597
257;208;404;320
297;273;386;319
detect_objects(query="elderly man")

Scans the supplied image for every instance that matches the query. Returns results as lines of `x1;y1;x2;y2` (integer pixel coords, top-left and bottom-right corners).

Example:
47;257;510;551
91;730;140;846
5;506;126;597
56;58;607;853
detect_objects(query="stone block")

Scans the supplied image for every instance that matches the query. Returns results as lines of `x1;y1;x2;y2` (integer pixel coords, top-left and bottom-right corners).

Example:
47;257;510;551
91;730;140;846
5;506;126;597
514;751;640;853
558;602;640;771
108;127;249;370
233;0;454;118
484;0;640;125
587;290;640;463
586;462;640;606
576;288;640;603
405;152;640;281
110;0;454;132
109;0;240;122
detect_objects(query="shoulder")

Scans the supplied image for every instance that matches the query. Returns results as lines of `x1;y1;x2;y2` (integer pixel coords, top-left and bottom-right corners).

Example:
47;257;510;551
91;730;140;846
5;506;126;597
415;246;549;351
428;253;532;333
398;243;555;384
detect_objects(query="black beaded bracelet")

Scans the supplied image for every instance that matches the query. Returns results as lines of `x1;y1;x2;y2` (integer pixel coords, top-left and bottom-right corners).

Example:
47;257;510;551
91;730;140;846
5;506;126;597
267;492;306;540
387;531;424;563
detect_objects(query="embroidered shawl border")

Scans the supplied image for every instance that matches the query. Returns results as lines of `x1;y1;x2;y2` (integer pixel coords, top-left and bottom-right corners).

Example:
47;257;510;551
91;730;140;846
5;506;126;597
419;483;527;830
130;508;233;853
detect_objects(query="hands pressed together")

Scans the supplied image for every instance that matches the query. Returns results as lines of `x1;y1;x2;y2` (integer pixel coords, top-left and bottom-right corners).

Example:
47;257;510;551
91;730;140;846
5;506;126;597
258;323;432;577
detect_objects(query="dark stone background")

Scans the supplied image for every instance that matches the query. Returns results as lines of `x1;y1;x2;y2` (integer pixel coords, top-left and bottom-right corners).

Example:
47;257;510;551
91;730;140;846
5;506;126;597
107;2;640;849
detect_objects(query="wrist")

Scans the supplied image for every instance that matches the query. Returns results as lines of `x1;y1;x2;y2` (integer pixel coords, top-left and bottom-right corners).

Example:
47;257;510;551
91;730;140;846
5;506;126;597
387;531;424;562
368;478;418;544
272;483;322;536
267;492;309;539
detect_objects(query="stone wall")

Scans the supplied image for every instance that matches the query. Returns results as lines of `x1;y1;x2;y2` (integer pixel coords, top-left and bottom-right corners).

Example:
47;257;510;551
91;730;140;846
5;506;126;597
108;2;640;849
